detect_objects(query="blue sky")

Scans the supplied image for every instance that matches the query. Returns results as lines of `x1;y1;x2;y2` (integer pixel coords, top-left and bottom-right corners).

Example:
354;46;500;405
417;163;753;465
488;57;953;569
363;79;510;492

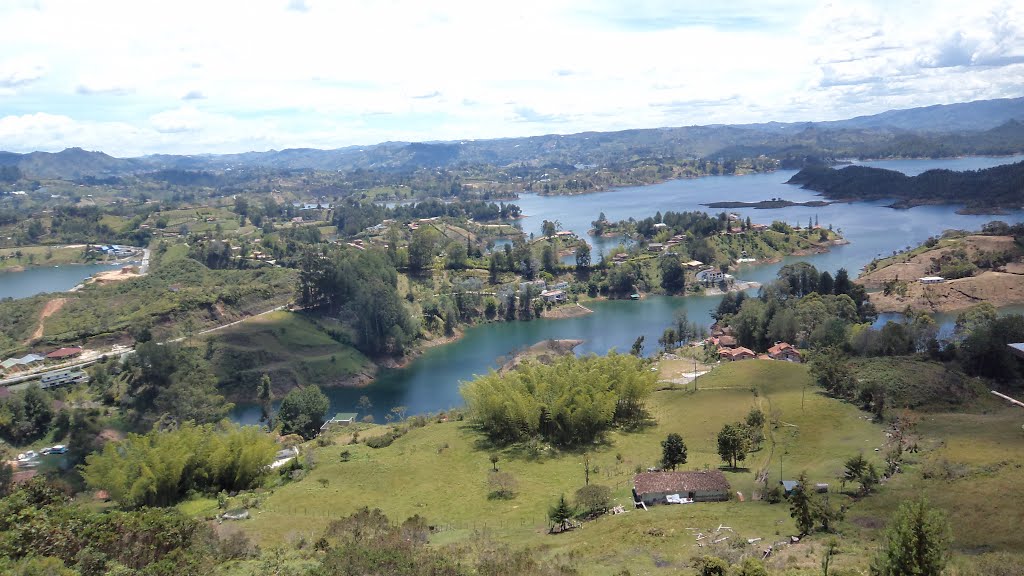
1;0;1023;156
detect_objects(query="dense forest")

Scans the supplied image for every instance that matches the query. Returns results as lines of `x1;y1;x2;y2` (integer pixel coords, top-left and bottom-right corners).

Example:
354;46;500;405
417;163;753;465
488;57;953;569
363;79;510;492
787;160;1024;211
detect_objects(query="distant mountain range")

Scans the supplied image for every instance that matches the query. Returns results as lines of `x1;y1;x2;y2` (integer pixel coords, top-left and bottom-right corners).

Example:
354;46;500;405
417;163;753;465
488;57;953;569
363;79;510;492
2;96;1024;181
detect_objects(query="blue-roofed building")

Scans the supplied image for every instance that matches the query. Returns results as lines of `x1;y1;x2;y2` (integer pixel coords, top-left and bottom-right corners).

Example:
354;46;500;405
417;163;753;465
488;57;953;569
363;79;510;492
780;480;801;495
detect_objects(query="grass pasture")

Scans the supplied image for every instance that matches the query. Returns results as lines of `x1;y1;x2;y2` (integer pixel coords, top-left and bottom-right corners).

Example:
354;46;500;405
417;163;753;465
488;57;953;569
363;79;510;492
207;310;373;399
239;360;893;574
0;244;89;269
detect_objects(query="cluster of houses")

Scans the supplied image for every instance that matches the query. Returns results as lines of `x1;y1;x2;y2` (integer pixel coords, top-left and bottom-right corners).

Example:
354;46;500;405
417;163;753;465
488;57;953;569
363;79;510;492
0;346;83;376
709;325;802;363
93;244;135;258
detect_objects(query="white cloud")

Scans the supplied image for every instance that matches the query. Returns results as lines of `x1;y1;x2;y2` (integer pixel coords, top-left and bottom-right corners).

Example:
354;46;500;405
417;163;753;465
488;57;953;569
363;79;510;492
0;56;46;87
0;0;1020;154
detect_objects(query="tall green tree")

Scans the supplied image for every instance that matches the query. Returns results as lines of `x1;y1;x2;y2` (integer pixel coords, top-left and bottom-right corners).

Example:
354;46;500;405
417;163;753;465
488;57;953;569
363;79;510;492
871;499;951;576
660;433;687;470
659;254;686;293
716;423;748;468
257;374;274;428
277;385;330;439
809;347;856;398
630;335;645;357
575;244;591;271
541;244;557;273
789;471;815;535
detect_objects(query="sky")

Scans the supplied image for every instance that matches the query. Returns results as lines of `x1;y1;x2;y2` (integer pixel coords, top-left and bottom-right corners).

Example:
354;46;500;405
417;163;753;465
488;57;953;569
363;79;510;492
0;0;1023;157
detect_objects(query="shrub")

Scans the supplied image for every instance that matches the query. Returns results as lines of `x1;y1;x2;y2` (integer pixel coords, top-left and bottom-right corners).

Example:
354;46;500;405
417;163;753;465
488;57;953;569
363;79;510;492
574;484;612;517
693;555;729;576
487;472;518;500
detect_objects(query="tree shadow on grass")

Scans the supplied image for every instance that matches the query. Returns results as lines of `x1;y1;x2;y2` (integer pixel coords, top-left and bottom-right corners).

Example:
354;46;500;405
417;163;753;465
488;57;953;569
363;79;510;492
718;465;752;473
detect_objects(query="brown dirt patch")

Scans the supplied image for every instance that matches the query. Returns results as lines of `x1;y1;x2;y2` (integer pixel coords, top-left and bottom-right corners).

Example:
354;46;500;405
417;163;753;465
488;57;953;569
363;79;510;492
868;271;1024;313
31;297;67;341
1004;262;1024;275
543;303;593;319
87;266;140;285
98;428;125;442
858;235;1023;289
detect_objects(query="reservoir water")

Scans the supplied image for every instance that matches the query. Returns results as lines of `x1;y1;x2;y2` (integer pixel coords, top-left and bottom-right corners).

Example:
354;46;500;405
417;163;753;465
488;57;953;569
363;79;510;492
0;263;117;300
232;154;1024;423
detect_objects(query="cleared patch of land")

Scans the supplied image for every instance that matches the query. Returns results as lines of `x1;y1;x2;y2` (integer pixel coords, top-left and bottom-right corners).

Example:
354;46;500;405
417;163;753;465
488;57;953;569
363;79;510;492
30;297;67;342
868;271;1024;313
207;310;374;400
860;234;1024;312
0;245;90;270
540;303;592;319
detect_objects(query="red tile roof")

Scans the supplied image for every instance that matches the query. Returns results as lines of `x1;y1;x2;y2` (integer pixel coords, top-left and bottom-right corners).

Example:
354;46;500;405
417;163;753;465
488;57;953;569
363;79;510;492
719;346;755;360
46;347;83;359
634;470;731;496
768;343;802;358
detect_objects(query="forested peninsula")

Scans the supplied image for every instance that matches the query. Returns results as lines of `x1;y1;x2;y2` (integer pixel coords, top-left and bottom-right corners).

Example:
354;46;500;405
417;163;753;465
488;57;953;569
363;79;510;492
787;160;1024;213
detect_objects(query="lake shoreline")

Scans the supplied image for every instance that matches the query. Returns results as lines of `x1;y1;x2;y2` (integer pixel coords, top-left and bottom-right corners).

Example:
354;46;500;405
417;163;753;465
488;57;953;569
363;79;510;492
228;154;1024;424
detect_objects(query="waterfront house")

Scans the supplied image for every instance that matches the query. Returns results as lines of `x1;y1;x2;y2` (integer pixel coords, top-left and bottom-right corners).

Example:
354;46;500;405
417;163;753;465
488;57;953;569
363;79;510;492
540;289;566;303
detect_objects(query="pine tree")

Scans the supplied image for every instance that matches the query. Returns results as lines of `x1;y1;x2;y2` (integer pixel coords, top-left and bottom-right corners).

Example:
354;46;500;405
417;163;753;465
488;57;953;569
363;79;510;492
548;494;575;532
872;499;951;576
789;471;815;535
631;335;645;357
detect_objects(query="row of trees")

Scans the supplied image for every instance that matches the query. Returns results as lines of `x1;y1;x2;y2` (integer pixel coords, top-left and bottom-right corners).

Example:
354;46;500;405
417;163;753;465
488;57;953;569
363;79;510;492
82;422;277;508
461;353;656;446
333;198;521;236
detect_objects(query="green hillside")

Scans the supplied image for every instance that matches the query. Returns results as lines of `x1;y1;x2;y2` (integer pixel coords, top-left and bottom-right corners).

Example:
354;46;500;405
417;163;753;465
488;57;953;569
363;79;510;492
228;361;889;574
207;310;374;400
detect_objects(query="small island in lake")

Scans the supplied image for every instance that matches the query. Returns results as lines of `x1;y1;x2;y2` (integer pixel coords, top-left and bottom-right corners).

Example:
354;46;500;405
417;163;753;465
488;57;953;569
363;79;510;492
702;198;832;209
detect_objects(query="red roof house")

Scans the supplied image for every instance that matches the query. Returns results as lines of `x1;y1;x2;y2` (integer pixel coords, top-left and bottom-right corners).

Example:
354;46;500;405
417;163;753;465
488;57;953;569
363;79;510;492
46;347;83;360
767;342;803;363
719;347;755;361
